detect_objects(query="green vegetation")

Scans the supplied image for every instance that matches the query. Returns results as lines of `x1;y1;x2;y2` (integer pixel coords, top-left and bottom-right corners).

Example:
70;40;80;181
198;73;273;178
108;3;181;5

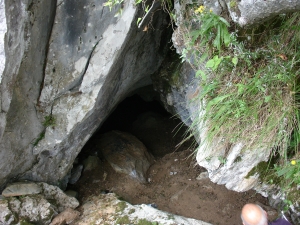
32;131;45;146
128;208;136;214
103;0;300;209
32;115;56;146
179;5;300;204
116;201;127;212
43;115;56;128
19;219;34;225
115;215;130;224
137;219;158;225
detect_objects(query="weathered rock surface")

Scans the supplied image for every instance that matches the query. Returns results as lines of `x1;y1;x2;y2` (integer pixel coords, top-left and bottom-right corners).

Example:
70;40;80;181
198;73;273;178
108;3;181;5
174;0;300;28
152;53;272;192
0;0;6;79
72;193;212;225
0;182;79;225
97;130;154;183
0;0;170;189
2;181;42;197
69;165;83;184
50;208;80;225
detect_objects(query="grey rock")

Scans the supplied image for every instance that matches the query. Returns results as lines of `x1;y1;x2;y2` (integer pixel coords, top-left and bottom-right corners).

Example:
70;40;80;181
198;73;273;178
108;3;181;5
49;208;80;225
83;156;100;172
40;182;79;212
2;181;42;197
0;199;17;224
196;172;209;180
0;195;57;225
0;182;80;225
226;0;300;27
0;0;6;80
69;165;83;184
0;0;170;189
97;131;154;183
18;195;57;225
74;193;212;225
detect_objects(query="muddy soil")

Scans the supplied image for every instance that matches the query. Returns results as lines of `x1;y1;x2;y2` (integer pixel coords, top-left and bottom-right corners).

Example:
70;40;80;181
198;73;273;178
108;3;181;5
69;95;273;225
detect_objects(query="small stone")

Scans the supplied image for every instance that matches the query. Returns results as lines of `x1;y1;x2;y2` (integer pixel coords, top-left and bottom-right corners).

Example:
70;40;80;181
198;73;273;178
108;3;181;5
49;208;80;225
2;181;42;197
196;172;209;180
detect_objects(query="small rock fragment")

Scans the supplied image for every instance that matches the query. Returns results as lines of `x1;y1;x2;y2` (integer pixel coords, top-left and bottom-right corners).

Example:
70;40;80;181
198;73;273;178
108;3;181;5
196;172;209;180
50;208;80;225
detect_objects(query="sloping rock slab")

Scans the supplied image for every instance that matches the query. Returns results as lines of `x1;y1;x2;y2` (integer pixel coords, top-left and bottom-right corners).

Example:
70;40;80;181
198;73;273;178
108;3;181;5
72;193;212;225
96;131;154;183
2;181;42;197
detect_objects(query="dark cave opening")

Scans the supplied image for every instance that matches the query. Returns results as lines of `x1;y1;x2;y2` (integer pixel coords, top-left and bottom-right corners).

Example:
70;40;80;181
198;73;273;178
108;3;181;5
77;85;194;162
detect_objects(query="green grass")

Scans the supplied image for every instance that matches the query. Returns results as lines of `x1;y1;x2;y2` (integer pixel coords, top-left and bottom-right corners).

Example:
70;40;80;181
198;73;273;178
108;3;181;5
179;7;300;203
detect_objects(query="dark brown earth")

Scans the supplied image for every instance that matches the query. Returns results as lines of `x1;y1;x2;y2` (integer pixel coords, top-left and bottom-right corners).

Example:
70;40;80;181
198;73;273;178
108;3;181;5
69;95;277;225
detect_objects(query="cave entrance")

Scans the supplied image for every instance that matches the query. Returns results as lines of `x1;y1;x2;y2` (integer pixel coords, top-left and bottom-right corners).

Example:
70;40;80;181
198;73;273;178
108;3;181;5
78;85;194;160
69;86;269;225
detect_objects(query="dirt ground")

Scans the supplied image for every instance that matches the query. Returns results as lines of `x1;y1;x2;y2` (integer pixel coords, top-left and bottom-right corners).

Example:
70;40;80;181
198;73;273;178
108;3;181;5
69;95;273;225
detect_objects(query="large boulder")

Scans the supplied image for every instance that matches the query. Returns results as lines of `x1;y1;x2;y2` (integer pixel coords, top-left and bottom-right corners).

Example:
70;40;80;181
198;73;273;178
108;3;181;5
0;0;171;189
96;130;154;183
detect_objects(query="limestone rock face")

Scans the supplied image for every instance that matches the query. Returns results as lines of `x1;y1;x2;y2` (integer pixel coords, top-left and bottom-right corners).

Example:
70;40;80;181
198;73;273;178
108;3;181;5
174;0;300;27
0;0;170;189
72;193;212;225
0;182;79;225
97;131;154;183
152;53;271;192
0;0;6;79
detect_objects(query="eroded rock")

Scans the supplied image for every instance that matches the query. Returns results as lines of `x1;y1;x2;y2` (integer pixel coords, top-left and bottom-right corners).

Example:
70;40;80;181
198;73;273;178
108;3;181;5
0;181;79;224
50;208;80;225
72;193;212;225
40;182;79;212
69;165;83;184
97;131;154;183
2;181;42;197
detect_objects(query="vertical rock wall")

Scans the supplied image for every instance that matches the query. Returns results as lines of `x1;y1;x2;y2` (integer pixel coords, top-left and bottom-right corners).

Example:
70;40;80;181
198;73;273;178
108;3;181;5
0;0;6;79
0;0;57;190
